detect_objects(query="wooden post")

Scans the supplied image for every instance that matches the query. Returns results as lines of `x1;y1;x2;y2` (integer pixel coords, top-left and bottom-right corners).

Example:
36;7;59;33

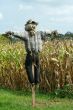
32;63;36;107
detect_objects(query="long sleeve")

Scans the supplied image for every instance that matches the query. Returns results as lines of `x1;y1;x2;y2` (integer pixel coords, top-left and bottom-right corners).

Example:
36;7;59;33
40;31;48;41
12;32;27;41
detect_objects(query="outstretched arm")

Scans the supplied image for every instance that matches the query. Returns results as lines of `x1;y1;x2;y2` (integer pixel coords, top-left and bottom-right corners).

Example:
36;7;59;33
5;31;27;41
40;31;49;42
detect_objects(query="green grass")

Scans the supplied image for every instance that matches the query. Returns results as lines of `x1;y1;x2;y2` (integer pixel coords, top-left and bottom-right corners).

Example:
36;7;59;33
0;88;73;110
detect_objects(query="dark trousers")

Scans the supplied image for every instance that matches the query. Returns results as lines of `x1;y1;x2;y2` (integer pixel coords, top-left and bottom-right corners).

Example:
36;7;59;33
25;52;40;84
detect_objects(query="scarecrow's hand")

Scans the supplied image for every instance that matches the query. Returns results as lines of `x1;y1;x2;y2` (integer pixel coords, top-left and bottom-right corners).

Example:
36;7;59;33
5;31;14;36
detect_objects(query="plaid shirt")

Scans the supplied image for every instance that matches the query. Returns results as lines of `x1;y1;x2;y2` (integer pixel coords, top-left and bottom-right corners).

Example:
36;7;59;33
13;31;46;53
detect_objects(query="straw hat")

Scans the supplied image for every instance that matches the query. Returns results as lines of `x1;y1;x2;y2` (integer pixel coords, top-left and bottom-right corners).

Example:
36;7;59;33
25;19;38;26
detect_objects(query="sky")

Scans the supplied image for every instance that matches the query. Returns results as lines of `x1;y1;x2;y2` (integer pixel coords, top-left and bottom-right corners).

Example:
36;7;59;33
0;0;73;34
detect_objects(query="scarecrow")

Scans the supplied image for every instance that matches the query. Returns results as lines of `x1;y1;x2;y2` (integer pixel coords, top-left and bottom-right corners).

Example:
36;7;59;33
5;19;47;106
5;20;47;85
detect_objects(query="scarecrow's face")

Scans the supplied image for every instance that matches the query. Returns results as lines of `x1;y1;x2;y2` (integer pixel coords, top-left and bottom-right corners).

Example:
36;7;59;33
25;23;37;36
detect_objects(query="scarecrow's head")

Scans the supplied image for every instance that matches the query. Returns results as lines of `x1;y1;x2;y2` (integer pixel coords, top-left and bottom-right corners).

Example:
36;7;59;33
25;19;38;36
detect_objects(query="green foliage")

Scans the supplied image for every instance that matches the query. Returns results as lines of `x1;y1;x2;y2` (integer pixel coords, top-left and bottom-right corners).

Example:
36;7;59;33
0;36;10;43
55;84;73;98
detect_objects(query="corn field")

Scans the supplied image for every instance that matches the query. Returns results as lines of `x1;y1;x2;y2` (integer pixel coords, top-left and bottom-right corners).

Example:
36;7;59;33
0;36;73;92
